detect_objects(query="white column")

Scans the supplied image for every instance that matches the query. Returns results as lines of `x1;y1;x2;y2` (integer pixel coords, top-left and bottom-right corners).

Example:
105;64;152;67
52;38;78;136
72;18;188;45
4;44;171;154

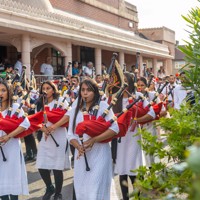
153;58;158;76
139;55;143;77
65;42;72;75
165;59;172;75
95;48;102;75
21;34;31;78
119;52;125;70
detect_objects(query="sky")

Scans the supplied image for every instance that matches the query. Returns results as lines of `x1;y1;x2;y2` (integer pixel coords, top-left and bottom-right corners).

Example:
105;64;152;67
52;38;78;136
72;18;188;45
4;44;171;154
125;0;199;44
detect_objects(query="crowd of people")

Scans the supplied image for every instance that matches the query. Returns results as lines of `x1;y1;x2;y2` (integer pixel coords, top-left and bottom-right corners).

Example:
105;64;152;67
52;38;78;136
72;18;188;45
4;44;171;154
0;55;192;200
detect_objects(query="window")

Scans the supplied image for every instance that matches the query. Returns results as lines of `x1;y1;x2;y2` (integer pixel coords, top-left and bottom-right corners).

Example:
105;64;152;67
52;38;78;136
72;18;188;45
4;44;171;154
175;61;186;69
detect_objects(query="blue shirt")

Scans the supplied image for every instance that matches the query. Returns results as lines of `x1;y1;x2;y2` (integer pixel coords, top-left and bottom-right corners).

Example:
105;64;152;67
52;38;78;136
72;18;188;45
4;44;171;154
72;67;79;75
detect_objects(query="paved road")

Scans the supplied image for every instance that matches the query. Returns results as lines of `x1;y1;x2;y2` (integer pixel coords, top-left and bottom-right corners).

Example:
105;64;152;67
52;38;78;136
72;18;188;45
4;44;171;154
19;143;129;200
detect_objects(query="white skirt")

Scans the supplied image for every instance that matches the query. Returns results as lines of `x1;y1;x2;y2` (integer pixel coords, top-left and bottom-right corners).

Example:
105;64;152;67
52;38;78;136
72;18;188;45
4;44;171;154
36;124;70;170
74;135;112;200
0;137;29;196
115;127;145;176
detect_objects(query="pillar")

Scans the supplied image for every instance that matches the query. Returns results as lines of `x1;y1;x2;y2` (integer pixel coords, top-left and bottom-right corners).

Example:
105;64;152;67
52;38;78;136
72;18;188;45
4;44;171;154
153;58;158;76
21;34;31;78
65;42;72;75
95;48;102;75
165;59;172;75
119;52;125;71
139;54;143;77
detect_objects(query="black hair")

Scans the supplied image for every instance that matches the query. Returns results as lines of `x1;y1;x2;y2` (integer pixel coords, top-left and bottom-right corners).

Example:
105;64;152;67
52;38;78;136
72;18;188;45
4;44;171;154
113;72;135;114
39;81;60;99
71;75;80;83
72;61;79;66
72;78;100;132
137;77;148;86
0;81;13;107
124;72;135;94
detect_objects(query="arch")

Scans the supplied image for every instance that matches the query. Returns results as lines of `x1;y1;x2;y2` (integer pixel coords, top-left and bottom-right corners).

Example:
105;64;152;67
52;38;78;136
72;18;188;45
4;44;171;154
32;43;65;58
31;43;67;75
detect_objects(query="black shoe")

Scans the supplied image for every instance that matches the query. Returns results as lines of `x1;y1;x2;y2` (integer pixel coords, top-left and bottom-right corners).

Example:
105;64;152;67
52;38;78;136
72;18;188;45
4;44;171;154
24;155;33;162
25;154;36;162
42;185;55;200
53;193;62;200
32;154;37;161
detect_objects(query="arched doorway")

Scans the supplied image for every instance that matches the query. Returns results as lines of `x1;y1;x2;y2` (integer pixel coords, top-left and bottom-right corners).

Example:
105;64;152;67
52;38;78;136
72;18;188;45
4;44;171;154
32;43;65;75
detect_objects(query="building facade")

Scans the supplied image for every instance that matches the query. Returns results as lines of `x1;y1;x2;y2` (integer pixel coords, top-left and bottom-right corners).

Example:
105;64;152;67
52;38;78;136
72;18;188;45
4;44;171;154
139;26;176;76
0;0;174;78
173;45;186;75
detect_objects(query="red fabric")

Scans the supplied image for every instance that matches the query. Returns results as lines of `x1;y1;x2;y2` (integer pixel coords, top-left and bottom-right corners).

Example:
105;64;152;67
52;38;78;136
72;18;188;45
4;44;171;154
139;102;163;125
16;111;44;138
0;111;44;138
75;111;132;143
129;101;150;118
114;110;132;139
53;80;59;84
45;106;69;127
0;116;24;135
151;102;163;115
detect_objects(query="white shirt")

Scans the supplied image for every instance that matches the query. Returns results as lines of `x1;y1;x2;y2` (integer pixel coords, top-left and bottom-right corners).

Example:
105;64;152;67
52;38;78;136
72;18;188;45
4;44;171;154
83;66;93;76
14;60;22;75
40;63;54;79
162;84;177;101
174;85;187;109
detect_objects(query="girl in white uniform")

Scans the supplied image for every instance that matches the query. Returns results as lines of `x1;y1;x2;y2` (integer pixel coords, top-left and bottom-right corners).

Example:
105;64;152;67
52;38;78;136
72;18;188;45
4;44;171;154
36;81;70;200
68;79;119;200
114;73;156;200
0;81;30;200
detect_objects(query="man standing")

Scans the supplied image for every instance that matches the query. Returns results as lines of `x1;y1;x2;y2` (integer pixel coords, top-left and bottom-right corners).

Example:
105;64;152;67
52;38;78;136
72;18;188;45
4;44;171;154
162;75;177;107
83;61;94;77
40;57;54;80
174;72;187;110
14;54;23;75
72;61;82;76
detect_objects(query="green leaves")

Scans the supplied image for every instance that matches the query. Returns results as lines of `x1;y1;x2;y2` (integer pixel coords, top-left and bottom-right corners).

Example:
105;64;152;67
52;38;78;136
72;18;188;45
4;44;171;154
131;3;200;199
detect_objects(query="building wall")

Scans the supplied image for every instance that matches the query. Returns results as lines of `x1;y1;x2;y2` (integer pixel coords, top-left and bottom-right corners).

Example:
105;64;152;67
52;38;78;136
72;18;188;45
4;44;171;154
49;0;137;32
139;28;164;41
125;54;136;71
102;50;113;68
97;0;119;9
139;27;175;45
33;48;49;74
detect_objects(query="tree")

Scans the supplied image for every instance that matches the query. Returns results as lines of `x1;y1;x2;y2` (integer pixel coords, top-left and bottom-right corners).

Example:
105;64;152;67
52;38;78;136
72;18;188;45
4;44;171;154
131;2;200;199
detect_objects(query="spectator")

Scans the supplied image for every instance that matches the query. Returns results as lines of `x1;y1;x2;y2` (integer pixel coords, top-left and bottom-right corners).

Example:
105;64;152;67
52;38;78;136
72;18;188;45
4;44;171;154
157;66;166;78
174;72;187;110
83;61;93;77
101;63;107;75
14;54;23;75
95;74;103;88
40;57;54;80
72;61;82;76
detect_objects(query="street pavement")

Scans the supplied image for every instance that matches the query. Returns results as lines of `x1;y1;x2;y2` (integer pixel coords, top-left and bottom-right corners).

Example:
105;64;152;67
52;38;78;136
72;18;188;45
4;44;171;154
19;142;130;200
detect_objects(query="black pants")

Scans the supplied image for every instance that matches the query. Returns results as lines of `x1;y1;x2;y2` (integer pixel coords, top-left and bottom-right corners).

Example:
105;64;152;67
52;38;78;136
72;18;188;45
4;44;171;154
119;175;136;200
38;169;63;194
24;134;37;157
0;195;18;200
70;144;75;161
36;130;43;142
111;138;118;164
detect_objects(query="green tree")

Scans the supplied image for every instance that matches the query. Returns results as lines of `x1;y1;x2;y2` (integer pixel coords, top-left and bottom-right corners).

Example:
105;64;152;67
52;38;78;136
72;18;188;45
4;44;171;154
131;2;200;199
